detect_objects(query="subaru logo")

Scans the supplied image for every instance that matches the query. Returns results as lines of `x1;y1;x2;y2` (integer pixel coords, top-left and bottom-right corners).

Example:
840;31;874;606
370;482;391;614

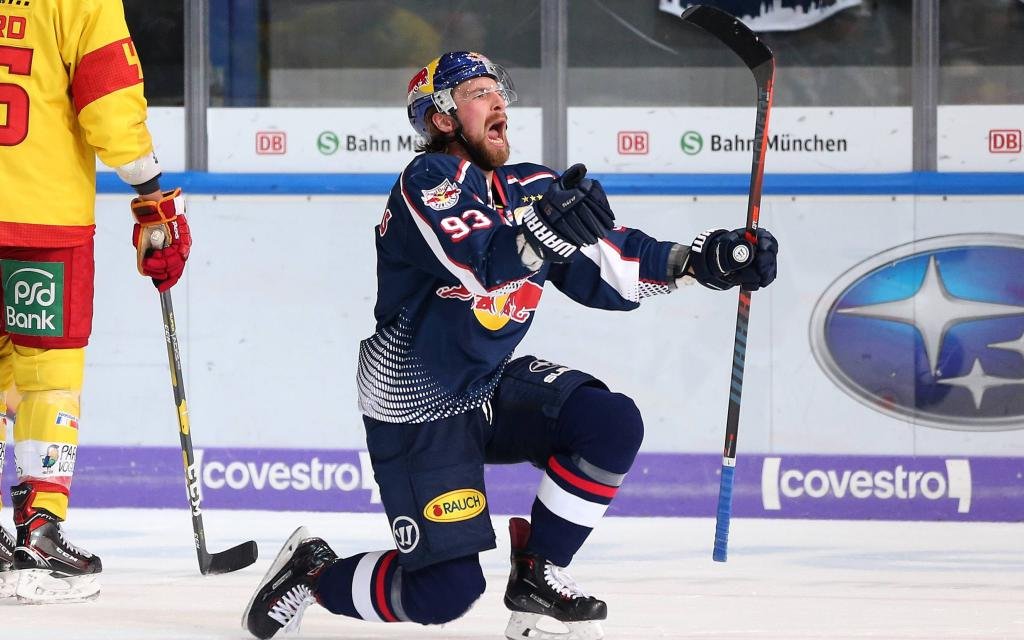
810;234;1024;431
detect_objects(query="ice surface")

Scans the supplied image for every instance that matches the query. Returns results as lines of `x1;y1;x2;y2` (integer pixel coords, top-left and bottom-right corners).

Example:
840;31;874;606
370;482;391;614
2;509;1021;639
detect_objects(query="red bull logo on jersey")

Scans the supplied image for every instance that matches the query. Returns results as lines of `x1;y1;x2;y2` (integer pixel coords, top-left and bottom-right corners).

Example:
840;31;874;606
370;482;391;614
421;179;461;211
436;278;544;331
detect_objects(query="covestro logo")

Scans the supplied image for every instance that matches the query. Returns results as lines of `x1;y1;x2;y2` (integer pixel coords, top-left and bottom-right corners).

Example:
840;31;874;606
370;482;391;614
195;449;381;503
761;457;971;514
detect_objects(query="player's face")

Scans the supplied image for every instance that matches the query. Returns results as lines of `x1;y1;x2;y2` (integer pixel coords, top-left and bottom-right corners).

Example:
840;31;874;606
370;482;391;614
453;76;510;169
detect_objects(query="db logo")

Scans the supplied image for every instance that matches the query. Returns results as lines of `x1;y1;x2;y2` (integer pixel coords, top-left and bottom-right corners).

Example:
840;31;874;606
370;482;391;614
617;131;648;155
256;131;287;155
988;129;1021;154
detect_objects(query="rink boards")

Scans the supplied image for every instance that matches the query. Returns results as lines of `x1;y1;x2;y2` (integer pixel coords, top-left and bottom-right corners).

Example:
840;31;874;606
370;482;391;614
6;446;1017;521
5;179;1021;521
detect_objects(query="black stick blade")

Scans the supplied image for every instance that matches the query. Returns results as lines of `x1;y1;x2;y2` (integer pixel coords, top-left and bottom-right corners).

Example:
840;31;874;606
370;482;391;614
680;5;774;70
201;540;259;575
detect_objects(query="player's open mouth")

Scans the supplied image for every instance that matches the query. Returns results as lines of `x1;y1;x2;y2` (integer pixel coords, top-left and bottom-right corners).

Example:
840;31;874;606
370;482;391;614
487;119;507;145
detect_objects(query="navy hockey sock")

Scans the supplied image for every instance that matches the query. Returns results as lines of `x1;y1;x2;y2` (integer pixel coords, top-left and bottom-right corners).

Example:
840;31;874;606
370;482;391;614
316;551;484;625
316;550;403;621
400;554;486;624
528;387;644;565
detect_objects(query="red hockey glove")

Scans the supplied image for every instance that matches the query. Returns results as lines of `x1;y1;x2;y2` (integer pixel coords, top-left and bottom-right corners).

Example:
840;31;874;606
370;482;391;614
131;188;191;292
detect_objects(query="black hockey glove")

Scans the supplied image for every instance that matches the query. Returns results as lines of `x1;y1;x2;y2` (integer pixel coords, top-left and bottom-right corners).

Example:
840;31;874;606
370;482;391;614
519;163;615;264
541;163;615;245
675;227;778;291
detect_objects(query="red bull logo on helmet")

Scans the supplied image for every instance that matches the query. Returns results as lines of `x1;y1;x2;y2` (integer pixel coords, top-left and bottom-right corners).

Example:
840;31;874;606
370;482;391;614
436;278;544;331
408;66;430;95
408;56;440;98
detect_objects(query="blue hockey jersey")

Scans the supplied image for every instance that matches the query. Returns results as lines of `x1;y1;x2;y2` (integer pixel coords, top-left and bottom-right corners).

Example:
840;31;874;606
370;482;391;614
357;153;678;423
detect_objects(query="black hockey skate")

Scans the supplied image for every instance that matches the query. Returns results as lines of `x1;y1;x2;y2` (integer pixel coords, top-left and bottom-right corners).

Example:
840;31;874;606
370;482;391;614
0;524;13;570
11;482;102;603
504;517;606;640
242;526;338;639
0;525;15;598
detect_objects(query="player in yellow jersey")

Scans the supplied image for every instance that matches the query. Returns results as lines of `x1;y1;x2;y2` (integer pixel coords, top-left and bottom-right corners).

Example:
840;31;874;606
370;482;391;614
0;0;191;603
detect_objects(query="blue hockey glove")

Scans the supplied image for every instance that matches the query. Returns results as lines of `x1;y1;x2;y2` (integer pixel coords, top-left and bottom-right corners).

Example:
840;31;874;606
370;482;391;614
677;227;778;291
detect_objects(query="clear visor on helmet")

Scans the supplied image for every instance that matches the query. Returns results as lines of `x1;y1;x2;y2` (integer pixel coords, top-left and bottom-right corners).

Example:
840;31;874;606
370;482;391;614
456;81;517;106
432;62;517;115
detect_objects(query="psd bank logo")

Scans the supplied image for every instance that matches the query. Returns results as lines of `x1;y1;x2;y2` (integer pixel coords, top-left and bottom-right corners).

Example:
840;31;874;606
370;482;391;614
762;458;972;514
810;235;1024;431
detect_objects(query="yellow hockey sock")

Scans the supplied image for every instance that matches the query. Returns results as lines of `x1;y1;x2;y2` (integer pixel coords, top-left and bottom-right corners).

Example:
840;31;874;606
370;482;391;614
11;346;84;521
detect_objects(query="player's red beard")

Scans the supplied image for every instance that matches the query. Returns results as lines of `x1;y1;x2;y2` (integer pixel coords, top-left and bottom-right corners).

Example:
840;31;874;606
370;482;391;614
458;116;510;170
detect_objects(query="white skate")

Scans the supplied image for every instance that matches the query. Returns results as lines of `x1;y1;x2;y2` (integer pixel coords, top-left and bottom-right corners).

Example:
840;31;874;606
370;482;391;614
15;569;101;604
505;612;605;640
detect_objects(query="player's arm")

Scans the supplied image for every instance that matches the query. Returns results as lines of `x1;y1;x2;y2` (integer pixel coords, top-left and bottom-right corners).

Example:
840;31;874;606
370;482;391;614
547;226;678;311
529;165;672;310
67;0;154;185
550;225;779;309
65;0;190;290
398;156;541;294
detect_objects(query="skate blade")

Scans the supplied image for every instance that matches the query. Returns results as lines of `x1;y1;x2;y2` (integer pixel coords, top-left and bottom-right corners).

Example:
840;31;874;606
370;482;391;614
0;571;17;599
240;526;310;630
15;569;101;604
505;612;605;640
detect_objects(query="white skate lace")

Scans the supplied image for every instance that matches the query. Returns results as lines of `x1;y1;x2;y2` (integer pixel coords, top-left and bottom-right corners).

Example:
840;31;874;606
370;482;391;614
543;562;591;599
268;584;316;633
55;528;91;558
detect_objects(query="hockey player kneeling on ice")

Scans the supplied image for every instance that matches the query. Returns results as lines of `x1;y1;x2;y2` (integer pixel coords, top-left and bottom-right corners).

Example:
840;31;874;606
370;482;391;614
242;51;779;640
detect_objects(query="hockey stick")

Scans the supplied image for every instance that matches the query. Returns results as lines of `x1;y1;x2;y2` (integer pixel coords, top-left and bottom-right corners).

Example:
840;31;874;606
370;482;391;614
150;229;259;575
679;5;775;563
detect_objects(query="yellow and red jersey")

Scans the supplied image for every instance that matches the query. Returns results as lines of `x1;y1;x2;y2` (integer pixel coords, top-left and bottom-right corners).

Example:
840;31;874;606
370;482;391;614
0;0;154;247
